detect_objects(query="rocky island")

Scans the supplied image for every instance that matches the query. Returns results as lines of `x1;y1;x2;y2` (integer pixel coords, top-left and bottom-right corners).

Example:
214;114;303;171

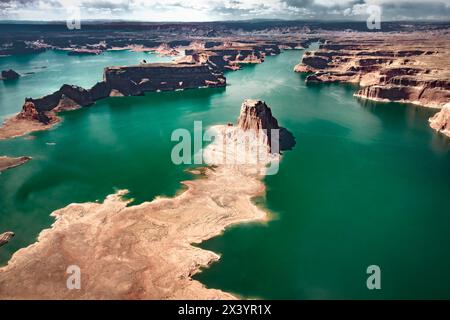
1;69;20;80
0;99;294;299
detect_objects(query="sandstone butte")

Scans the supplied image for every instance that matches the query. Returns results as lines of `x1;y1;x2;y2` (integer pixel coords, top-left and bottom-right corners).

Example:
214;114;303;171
294;31;450;138
0;99;295;300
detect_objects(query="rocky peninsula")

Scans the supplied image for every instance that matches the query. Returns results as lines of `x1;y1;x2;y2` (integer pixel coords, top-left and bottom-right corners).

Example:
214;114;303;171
294;31;450;137
0;99;294;299
0;156;31;172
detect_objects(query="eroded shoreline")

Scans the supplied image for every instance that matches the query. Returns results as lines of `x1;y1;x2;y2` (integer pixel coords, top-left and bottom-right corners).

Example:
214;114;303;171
0;99;286;299
0;165;269;299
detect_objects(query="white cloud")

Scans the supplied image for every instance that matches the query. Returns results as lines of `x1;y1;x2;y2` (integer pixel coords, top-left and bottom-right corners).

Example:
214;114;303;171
0;0;449;21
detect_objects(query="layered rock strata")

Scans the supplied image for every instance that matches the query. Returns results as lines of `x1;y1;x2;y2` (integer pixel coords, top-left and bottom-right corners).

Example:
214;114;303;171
184;46;266;71
294;32;450;136
180;39;311;71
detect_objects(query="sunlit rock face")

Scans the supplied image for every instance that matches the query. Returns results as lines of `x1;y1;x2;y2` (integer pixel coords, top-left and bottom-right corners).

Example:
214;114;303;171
204;99;296;169
429;103;450;138
237;99;279;132
294;33;450;109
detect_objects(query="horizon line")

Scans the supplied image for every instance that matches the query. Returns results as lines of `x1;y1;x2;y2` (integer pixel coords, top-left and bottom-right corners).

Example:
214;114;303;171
1;18;449;24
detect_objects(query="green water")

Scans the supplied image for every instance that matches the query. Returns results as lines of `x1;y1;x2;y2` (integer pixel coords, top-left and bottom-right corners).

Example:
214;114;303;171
1;49;449;299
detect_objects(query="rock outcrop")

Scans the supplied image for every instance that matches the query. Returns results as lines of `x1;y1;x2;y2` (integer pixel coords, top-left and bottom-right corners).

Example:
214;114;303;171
0;156;31;172
429;103;450;138
179;38;311;72
1;69;20;80
0;232;14;247
294;33;450;109
237;100;279;131
238;100;296;152
13;63;226;128
184;46;265;71
1;35;318;140
294;32;450;135
104;63;225;94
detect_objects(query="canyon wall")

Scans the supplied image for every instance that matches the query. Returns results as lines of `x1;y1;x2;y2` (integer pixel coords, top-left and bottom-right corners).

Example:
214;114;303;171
294;32;450;137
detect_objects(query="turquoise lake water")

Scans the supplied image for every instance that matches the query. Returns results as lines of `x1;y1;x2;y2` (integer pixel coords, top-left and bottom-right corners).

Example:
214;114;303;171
0;49;449;299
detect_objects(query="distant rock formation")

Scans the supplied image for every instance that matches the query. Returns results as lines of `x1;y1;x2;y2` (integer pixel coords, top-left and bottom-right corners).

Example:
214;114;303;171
15;63;226;126
294;32;450;135
1;69;20;80
104;63;225;94
0;36;317;140
154;43;180;56
0;232;14;247
180;39;306;72
429;103;450;138
66;48;102;56
294;35;450;109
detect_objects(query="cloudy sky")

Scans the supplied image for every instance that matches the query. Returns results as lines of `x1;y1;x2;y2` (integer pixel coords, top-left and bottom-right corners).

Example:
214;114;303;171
1;0;449;21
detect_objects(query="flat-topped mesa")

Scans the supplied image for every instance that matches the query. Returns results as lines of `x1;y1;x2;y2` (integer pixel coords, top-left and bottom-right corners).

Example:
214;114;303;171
14;63;226;126
103;63;226;95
